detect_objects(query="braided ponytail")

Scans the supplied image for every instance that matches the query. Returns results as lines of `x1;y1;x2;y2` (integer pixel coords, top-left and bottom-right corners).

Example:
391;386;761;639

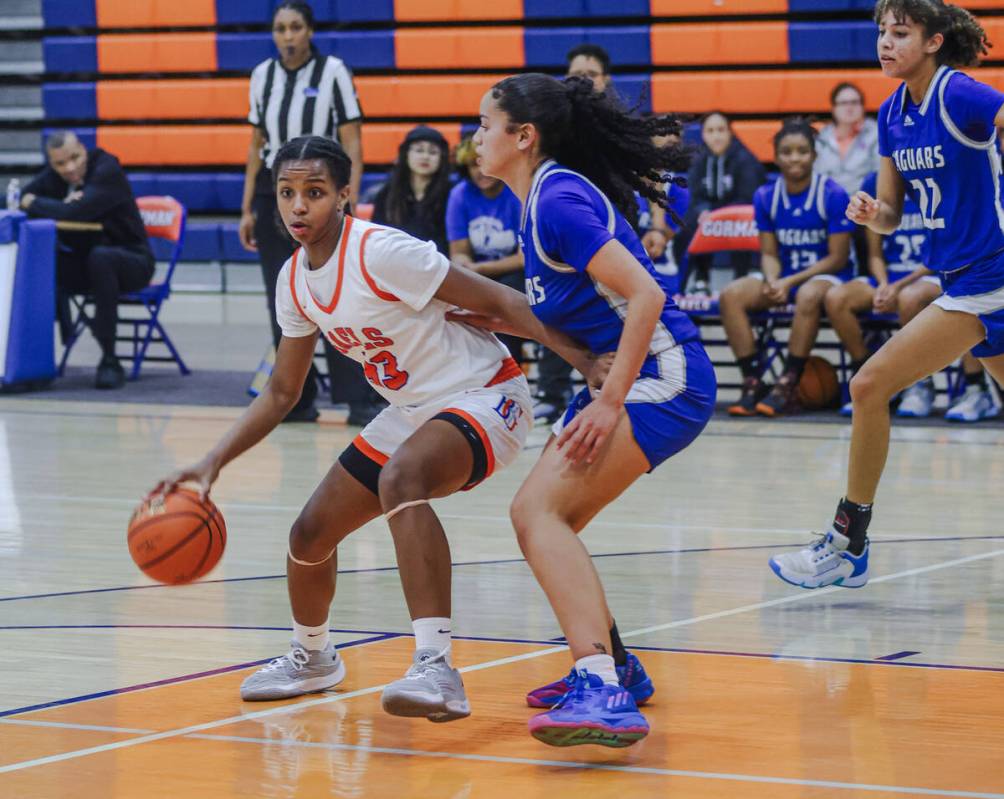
491;73;689;227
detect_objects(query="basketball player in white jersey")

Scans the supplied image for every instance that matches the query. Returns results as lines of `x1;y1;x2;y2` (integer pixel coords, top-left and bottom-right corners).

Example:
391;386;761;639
153;135;609;722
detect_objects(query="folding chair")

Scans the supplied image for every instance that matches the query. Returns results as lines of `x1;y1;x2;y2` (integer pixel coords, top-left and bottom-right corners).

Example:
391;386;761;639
58;195;191;380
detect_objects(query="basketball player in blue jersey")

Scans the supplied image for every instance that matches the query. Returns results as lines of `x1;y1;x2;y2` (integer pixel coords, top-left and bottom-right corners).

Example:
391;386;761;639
823;169;938;416
721;118;855;416
770;0;1004;589
456;73;716;747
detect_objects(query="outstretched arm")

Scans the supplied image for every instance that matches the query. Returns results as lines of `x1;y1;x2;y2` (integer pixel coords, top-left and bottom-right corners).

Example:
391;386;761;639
153;333;317;498
435;264;595;376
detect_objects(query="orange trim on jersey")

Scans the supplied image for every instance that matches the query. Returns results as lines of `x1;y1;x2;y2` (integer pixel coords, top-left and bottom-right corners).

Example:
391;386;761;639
352;434;389;466
485;357;521;387
288;248;311;323
306;215;354;313
442;407;495;483
358;228;400;302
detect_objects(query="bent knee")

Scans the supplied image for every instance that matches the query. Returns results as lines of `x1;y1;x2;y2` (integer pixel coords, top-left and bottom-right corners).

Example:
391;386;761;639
849;368;893;405
288;515;332;562
377;458;429;509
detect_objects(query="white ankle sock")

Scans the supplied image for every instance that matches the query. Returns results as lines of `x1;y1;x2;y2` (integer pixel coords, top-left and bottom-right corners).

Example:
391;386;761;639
575;654;618;686
412;617;452;663
293;620;329;652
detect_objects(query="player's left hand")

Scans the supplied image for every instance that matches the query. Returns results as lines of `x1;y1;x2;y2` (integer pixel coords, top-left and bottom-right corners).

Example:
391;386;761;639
641;229;668;260
556;395;621;465
873;282;898;313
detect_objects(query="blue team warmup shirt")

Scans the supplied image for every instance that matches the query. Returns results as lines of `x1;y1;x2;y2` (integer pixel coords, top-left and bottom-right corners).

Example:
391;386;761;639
445;179;523;289
878;65;1004;286
860;171;927;275
753;172;856;281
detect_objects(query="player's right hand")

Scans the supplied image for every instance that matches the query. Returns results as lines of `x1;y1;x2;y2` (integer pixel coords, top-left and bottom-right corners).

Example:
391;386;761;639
846;191;880;225
150;458;220;502
239;210;258;252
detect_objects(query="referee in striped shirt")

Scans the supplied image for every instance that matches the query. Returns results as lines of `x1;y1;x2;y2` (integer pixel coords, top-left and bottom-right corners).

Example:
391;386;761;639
240;1;381;424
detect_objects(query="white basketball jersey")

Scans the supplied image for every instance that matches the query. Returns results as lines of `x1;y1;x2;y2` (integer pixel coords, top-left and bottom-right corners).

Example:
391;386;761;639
275;216;516;407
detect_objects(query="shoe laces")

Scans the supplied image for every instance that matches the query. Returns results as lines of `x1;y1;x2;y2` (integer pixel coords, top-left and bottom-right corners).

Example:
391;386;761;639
264;645;311;673
405;648;449;680
552;669;590;709
807;532;836;564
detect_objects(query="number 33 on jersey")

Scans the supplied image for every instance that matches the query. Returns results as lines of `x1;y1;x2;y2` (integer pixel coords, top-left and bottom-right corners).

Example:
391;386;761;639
274;215;516;406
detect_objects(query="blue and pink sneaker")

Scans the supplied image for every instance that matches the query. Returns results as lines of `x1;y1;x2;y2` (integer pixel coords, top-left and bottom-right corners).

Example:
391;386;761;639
527;670;650;747
526;651;654;708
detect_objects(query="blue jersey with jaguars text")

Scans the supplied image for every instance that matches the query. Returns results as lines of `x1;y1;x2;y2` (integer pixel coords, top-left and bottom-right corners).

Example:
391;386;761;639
860;171;927;273
752;172;855;280
878;65;1004;273
519;160;701;374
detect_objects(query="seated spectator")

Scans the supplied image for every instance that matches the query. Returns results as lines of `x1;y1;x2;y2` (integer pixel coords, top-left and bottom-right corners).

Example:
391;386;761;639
372;126;451;254
565;43;612;94
676;111;765;294
635;133;690;286
816;82;880;272
720;118;854;417
823;170;937;416
446;134;526;363
815;82;879;197
21;131;154;389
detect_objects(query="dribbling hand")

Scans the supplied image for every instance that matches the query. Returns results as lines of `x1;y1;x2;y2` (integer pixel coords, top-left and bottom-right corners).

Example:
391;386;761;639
150;458;220;502
846;191;880;225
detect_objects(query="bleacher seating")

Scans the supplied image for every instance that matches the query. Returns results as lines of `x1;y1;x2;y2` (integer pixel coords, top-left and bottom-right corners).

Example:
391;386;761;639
14;0;998;396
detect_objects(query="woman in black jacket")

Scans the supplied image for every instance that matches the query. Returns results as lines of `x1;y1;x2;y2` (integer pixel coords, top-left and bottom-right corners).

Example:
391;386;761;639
676;111;765;293
372;126;452;255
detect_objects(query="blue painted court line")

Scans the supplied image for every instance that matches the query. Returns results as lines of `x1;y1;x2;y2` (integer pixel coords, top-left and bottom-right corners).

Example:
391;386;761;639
5;533;1002;604
875;650;922;661
0;632;401;719
4;624;999;677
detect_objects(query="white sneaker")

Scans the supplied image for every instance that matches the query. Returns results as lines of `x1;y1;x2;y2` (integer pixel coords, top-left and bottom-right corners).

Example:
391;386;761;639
240;641;346;701
896;380;934;418
381;648;470;722
768;529;869;589
839;399;853;417
945;385;999;422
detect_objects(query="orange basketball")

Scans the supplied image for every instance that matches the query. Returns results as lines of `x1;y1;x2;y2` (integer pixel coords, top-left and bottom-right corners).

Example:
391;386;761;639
127;488;226;584
796;356;840;410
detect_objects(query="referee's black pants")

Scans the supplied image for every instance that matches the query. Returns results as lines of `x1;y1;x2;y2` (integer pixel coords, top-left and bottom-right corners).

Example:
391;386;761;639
252;192;378;410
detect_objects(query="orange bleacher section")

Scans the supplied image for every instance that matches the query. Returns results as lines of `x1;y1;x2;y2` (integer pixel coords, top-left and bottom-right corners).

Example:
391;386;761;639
35;1;1003;263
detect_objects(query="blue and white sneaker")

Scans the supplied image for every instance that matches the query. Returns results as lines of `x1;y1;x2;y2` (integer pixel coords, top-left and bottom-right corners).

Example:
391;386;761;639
945;385;1000;422
839;399;854;417
896;379;934;418
769;529;869;589
527;670;649;748
526;651;654;708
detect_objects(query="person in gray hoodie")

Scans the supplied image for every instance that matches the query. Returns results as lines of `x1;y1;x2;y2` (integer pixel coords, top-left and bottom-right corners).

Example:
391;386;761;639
676;111;765;293
814;82;880;198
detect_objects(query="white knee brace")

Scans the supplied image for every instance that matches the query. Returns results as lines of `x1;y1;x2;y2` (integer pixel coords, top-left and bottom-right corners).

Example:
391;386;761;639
384;498;430;522
287;547;334;567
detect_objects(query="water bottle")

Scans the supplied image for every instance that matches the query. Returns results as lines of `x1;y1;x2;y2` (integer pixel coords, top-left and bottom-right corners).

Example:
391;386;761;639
6;178;20;211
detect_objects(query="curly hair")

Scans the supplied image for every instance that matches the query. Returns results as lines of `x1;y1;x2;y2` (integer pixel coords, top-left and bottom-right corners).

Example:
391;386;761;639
874;0;990;67
773;116;818;152
490;73;689;228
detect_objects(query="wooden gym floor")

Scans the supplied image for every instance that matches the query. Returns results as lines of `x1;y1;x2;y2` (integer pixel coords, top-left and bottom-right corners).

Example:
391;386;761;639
1;296;1003;797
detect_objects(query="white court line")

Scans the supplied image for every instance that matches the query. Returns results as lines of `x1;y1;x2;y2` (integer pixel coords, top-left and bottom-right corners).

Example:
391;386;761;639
183;733;1004;799
622;548;1004;638
0;718;152;734
16;492;931;540
3;545;1003;777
